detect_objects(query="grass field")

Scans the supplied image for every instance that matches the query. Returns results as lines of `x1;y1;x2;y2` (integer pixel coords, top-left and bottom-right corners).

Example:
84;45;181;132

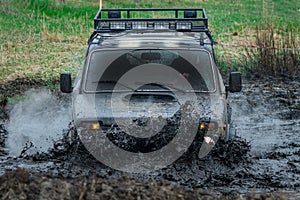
0;0;299;85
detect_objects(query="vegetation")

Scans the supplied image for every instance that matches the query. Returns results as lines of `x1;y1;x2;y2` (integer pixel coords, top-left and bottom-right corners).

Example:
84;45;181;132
0;0;299;84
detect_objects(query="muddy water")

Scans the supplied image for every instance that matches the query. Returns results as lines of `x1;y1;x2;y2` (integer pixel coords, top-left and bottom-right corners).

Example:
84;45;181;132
0;80;299;194
230;82;300;190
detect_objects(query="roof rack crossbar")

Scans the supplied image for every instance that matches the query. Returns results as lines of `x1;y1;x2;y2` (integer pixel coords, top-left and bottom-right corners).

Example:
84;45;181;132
93;8;209;32
88;8;213;44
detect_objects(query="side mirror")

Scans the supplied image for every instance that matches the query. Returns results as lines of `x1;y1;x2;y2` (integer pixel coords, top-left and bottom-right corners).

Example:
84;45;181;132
60;73;72;93
228;72;242;92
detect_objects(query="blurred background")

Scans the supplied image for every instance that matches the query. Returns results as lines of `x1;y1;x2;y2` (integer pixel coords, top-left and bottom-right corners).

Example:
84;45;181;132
0;0;299;86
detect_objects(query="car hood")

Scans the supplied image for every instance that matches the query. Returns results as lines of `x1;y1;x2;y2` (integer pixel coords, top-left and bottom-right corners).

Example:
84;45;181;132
73;92;225;126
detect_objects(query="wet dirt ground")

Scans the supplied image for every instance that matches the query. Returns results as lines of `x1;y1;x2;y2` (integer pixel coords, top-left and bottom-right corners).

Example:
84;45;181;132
0;77;299;199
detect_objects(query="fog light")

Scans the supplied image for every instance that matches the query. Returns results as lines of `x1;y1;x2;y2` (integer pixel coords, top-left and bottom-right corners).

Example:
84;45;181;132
184;10;197;18
108;11;121;19
110;22;126;30
132;21;148;29
80;122;100;130
200;123;205;130
176;22;192;30
154;22;169;30
199;121;218;131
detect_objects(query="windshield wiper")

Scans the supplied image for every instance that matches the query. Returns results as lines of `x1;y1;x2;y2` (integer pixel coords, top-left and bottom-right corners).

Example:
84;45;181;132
135;82;186;93
93;80;135;91
163;83;187;93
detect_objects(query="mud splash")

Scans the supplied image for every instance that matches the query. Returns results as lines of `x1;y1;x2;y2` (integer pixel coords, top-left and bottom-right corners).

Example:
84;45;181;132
0;79;299;198
5;89;71;157
0;124;7;157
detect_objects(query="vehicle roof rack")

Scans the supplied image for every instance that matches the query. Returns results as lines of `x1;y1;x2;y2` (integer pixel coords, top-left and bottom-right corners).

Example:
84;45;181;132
89;8;213;43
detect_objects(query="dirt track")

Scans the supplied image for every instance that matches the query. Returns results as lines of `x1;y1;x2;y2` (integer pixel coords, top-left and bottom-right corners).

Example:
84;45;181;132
0;77;299;199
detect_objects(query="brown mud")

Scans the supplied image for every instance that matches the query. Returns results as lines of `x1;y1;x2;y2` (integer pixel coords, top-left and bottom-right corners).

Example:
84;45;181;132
0;77;299;199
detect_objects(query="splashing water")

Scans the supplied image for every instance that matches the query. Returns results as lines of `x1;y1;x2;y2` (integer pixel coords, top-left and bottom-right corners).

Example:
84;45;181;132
6;89;71;156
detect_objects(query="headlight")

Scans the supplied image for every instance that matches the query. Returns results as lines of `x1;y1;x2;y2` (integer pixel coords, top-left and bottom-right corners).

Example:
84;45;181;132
79;122;100;130
199;121;218;131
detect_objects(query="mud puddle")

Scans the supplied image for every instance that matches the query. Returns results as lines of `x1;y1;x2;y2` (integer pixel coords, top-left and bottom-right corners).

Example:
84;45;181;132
230;81;300;190
0;79;299;198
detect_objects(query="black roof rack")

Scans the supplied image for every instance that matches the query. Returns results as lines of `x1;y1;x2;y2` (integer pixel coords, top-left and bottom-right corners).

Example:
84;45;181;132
89;8;213;43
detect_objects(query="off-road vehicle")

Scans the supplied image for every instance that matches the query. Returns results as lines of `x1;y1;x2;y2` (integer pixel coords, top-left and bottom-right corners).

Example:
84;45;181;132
60;8;242;159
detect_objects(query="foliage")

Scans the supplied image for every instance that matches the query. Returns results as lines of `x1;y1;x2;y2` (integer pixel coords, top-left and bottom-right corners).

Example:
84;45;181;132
0;0;299;83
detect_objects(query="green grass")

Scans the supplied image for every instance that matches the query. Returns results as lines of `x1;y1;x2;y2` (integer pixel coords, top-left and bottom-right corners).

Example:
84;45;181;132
7;94;24;104
0;0;299;84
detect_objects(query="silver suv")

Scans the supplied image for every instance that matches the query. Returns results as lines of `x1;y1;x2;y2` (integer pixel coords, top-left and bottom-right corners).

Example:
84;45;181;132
60;8;242;159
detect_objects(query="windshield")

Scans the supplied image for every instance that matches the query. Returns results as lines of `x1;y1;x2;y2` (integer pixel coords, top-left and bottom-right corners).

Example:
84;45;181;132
84;49;216;92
